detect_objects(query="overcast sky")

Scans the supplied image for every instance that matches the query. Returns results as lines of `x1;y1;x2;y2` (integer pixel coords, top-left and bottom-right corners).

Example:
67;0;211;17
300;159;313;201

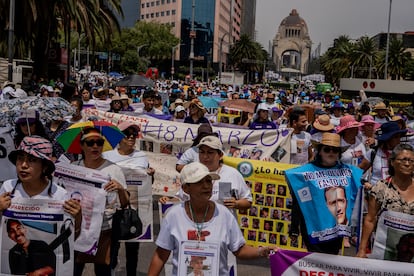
256;0;414;54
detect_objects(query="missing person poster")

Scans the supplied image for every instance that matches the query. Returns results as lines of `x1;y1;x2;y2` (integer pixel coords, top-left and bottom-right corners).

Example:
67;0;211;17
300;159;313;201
223;157;305;251
0;198;74;276
178;241;220;276
54;162;107;254
370;210;414;262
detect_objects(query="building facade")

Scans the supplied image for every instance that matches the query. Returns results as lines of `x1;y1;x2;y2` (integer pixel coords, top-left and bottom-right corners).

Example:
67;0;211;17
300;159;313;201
138;0;246;74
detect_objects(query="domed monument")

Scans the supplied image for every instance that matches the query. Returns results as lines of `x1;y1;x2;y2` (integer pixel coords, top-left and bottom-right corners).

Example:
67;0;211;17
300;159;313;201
272;9;312;76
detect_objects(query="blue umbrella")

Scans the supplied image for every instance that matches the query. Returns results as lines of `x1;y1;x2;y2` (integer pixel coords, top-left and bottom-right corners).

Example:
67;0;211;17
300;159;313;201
198;96;220;108
109;71;122;78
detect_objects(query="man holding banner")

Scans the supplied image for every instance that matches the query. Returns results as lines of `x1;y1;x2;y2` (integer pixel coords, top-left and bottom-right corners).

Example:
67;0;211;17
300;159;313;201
285;133;362;254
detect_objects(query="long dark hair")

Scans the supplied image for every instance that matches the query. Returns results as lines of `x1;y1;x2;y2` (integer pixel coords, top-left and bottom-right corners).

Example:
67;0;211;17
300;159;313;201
14;121;49;148
312;144;342;167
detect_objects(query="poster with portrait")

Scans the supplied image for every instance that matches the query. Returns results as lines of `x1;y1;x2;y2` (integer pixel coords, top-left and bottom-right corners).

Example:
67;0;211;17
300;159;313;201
370;210;414;262
54;162;107;254
223;156;304;251
114;165;153;242
0;198;74;276
178;241;219;276
284;162;362;244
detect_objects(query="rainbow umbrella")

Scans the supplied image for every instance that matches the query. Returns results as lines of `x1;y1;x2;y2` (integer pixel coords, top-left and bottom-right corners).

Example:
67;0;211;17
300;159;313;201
57;121;125;154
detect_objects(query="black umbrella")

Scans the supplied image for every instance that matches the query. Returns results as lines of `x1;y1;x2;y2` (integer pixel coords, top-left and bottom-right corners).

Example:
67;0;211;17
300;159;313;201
115;74;154;87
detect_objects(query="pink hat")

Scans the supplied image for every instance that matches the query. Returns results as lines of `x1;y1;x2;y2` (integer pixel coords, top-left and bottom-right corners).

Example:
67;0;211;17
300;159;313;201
336;115;363;134
360;115;380;130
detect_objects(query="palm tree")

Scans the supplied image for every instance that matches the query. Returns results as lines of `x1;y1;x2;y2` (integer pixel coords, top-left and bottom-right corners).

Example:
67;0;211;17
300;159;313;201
0;0;122;76
321;35;354;84
352;36;377;79
229;34;267;81
386;39;411;80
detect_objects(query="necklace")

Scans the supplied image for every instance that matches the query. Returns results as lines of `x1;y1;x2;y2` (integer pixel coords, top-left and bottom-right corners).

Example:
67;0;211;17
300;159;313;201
188;201;210;243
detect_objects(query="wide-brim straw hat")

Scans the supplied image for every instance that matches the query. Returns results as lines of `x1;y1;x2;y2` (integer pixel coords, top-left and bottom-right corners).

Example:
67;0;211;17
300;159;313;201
373;102;387;110
311;133;349;153
184;98;206;112
313;114;334;131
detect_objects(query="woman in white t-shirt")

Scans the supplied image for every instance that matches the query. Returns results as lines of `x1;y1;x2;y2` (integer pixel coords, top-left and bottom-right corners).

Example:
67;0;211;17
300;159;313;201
0;136;82;275
148;163;276;276
337;115;370;171
72;127;128;276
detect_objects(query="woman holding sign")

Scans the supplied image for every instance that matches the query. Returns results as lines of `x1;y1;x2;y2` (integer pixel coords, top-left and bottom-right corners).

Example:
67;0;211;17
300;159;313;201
0;136;82;275
356;144;414;262
148;162;277;275
73;127;128;276
103;122;155;276
286;132;362;254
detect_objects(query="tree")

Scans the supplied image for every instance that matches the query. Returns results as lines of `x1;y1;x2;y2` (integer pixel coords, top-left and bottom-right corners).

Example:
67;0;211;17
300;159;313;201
110;21;180;74
228;34;267;82
0;0;123;76
351;36;378;79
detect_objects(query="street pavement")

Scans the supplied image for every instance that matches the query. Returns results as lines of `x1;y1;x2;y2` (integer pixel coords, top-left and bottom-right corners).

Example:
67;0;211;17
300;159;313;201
83;197;355;276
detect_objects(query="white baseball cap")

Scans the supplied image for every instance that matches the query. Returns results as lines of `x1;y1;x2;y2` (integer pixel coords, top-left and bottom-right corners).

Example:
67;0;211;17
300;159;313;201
175;105;186;113
197;136;223;152
180;162;220;184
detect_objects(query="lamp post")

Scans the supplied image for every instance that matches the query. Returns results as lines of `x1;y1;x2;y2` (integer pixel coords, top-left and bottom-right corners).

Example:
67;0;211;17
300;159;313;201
189;0;195;79
7;0;15;82
77;33;85;72
384;0;392;79
171;44;181;80
219;32;230;84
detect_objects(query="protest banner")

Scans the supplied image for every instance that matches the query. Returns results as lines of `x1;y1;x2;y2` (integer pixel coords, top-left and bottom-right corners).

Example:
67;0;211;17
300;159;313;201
0;127;17;182
270;249;414;276
84;109;292;196
370;210;414;262
223;156;304;251
285;163;362;244
54;162;107;254
1;198;74;276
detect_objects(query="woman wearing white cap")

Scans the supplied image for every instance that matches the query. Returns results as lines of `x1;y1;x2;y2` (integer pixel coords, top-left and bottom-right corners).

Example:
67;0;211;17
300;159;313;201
148;162;277;276
249;103;278;129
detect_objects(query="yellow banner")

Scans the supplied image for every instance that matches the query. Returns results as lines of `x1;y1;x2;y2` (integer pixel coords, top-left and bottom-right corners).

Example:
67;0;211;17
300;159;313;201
223;156;305;251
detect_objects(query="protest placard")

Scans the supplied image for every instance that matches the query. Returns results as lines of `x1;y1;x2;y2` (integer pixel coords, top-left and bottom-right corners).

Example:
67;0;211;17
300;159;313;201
1;198;74;276
54;162;107;254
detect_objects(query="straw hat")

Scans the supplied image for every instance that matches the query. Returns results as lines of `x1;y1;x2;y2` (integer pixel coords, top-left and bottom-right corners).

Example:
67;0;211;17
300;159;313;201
120;93;132;104
312;133;349;153
313;114;334;132
374;102;387;110
336;115;363;134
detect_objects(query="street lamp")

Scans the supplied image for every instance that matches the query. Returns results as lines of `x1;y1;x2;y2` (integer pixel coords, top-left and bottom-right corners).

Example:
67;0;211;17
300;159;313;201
189;0;195;79
219;32;230;84
384;0;392;79
7;0;15;82
171;44;182;80
78;33;85;72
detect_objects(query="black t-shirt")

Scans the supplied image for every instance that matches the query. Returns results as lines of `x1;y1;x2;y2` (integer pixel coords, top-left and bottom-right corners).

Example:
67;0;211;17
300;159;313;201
9;240;56;275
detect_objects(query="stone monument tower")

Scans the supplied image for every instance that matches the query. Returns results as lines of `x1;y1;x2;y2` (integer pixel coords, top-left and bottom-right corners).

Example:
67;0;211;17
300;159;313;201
272;9;312;76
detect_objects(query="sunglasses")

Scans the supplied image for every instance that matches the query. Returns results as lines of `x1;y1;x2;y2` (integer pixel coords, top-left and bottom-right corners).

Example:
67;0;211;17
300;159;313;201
84;139;105;147
123;130;139;139
322;146;340;154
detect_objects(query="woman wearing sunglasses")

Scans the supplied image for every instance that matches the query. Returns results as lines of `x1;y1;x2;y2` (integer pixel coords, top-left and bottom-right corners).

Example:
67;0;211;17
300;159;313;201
73;127;128;276
103;122;155;276
286;132;363;254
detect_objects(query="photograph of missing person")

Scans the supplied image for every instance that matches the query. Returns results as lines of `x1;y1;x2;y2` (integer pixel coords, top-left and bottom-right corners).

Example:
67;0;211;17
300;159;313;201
3;219;57;276
160;143;173;154
247;230;257;241
266;184;275;195
186;255;211;276
277;185;287;196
